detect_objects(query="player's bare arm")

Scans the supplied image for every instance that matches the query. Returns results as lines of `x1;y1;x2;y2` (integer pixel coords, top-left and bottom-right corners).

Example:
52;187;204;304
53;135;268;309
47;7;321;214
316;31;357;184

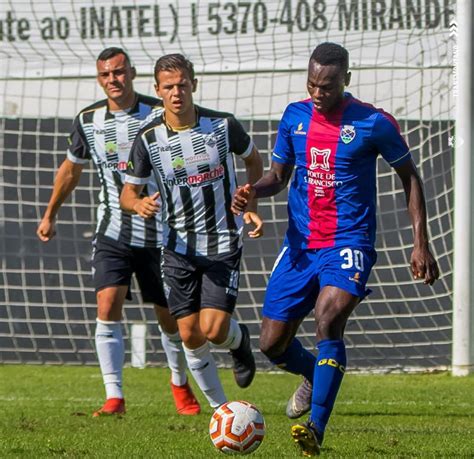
241;146;263;212
120;182;160;219
240;146;264;238
37;159;84;242
395;159;440;285
231;161;294;215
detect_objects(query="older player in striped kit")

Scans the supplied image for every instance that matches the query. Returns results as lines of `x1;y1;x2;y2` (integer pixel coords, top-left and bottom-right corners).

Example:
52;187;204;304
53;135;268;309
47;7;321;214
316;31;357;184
121;54;264;409
37;47;200;417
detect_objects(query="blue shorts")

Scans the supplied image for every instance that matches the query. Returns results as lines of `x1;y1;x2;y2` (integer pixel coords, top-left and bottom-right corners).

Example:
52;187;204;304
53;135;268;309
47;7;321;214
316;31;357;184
262;246;377;322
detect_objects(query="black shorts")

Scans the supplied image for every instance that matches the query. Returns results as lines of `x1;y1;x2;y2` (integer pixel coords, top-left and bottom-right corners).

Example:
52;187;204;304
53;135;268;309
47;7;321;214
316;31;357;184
91;234;167;306
162;247;242;319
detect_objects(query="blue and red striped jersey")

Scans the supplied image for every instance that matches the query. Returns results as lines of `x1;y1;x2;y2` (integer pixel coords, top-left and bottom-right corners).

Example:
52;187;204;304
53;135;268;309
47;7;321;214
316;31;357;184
273;93;411;249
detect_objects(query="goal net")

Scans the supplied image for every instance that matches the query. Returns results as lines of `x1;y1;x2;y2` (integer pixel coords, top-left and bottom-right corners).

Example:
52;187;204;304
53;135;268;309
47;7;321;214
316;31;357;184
0;0;455;370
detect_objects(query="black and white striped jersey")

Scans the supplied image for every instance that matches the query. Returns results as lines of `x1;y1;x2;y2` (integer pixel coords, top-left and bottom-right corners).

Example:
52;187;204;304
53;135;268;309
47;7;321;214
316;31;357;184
125;106;254;257
67;93;163;248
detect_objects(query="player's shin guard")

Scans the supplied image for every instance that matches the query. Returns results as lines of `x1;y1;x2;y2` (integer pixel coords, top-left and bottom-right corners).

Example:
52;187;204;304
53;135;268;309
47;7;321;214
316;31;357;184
183;342;226;409
95;319;124;399
269;338;316;381
310;339;347;436
159;327;188;386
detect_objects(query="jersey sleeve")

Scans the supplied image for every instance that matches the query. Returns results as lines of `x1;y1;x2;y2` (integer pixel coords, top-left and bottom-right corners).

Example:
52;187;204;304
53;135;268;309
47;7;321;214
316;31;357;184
227;116;254;158
372;112;411;167
66;115;90;164
125;132;153;186
272;106;295;165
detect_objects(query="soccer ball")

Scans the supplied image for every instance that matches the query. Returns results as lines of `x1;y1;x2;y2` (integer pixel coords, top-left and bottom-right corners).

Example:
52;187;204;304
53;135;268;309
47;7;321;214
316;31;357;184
209;400;265;455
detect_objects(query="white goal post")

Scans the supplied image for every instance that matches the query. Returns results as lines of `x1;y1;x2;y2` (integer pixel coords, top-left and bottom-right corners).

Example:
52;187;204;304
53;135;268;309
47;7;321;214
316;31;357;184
0;0;460;372
452;0;474;376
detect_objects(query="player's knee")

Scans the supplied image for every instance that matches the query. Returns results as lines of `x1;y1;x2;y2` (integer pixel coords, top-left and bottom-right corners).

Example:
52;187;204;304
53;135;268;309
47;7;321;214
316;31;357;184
96;288;125;321
178;321;209;348
155;307;178;334
205;327;228;344
200;312;229;344
175;325;193;344
316;315;345;340
97;302;122;322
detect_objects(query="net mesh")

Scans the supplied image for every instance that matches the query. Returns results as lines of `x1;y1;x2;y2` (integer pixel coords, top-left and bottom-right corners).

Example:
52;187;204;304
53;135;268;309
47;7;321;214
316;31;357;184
0;0;455;369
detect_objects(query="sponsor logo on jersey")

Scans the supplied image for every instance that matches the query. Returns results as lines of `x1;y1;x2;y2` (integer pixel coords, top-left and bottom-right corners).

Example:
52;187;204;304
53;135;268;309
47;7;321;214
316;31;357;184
309;148;331;171
157;145;172;152
293;122;307;135
340;125;356;144
187;165;225;186
105;141;117;155
165;165;225;187
185;153;211;166
172;157;185;170
118;141;133;150
94;129;106;135
104;160;134;171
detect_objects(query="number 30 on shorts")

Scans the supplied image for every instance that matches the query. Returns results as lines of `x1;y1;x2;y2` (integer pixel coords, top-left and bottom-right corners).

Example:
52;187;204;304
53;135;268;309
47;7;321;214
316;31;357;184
339;248;364;271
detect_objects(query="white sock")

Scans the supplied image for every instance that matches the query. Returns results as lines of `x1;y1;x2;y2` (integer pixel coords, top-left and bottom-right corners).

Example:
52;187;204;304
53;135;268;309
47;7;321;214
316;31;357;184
160;327;188;387
183;342;227;408
211;318;242;351
95;319;124;400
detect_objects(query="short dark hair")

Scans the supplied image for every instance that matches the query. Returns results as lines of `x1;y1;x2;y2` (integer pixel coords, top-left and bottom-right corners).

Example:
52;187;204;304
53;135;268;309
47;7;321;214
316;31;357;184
310;42;349;73
97;47;132;66
154;54;195;83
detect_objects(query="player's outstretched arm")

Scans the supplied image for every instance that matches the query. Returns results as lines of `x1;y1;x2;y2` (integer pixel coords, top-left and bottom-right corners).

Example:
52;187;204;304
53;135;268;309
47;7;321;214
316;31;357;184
37;159;84;242
395;159;440;285
120;183;160;219
241;147;263;213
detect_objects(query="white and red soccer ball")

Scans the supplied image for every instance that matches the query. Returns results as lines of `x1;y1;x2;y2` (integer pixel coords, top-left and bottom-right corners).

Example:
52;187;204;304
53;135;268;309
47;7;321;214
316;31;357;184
209;400;265;455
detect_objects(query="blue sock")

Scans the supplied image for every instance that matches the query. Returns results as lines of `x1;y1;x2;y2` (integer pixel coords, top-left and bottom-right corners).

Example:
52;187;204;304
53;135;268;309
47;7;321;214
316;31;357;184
310;339;346;434
269;338;316;381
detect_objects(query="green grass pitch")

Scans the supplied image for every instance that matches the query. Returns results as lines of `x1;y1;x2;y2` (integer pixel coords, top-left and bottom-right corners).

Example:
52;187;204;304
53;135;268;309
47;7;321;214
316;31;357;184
0;366;473;457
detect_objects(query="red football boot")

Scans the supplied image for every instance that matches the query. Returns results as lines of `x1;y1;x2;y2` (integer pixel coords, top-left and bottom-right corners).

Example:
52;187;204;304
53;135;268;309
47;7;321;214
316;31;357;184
170;381;201;415
92;398;126;417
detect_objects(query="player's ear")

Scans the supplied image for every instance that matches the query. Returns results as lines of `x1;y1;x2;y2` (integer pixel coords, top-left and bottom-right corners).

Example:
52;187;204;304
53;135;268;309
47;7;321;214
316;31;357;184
154;83;161;97
131;66;137;80
192;78;198;93
345;72;351;87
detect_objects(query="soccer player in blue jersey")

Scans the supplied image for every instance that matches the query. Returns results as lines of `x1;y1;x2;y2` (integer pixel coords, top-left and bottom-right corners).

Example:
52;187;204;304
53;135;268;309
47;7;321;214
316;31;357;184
37;47;200;417
232;42;439;456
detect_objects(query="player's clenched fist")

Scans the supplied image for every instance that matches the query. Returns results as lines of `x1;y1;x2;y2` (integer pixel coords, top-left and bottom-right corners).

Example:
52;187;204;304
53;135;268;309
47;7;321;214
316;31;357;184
36;218;56;242
232;184;256;216
132;192;161;219
410;245;440;285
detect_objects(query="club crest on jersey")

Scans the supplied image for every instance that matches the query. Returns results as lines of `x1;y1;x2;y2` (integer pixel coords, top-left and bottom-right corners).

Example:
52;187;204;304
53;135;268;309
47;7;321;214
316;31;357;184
309;148;331;171
340;125;356;144
105;141;117;155
203;133;219;147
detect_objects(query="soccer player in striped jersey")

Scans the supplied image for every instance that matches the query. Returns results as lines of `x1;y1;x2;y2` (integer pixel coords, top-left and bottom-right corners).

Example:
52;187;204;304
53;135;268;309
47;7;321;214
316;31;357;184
121;54;264;409
37;47;200;417
232;42;439;455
